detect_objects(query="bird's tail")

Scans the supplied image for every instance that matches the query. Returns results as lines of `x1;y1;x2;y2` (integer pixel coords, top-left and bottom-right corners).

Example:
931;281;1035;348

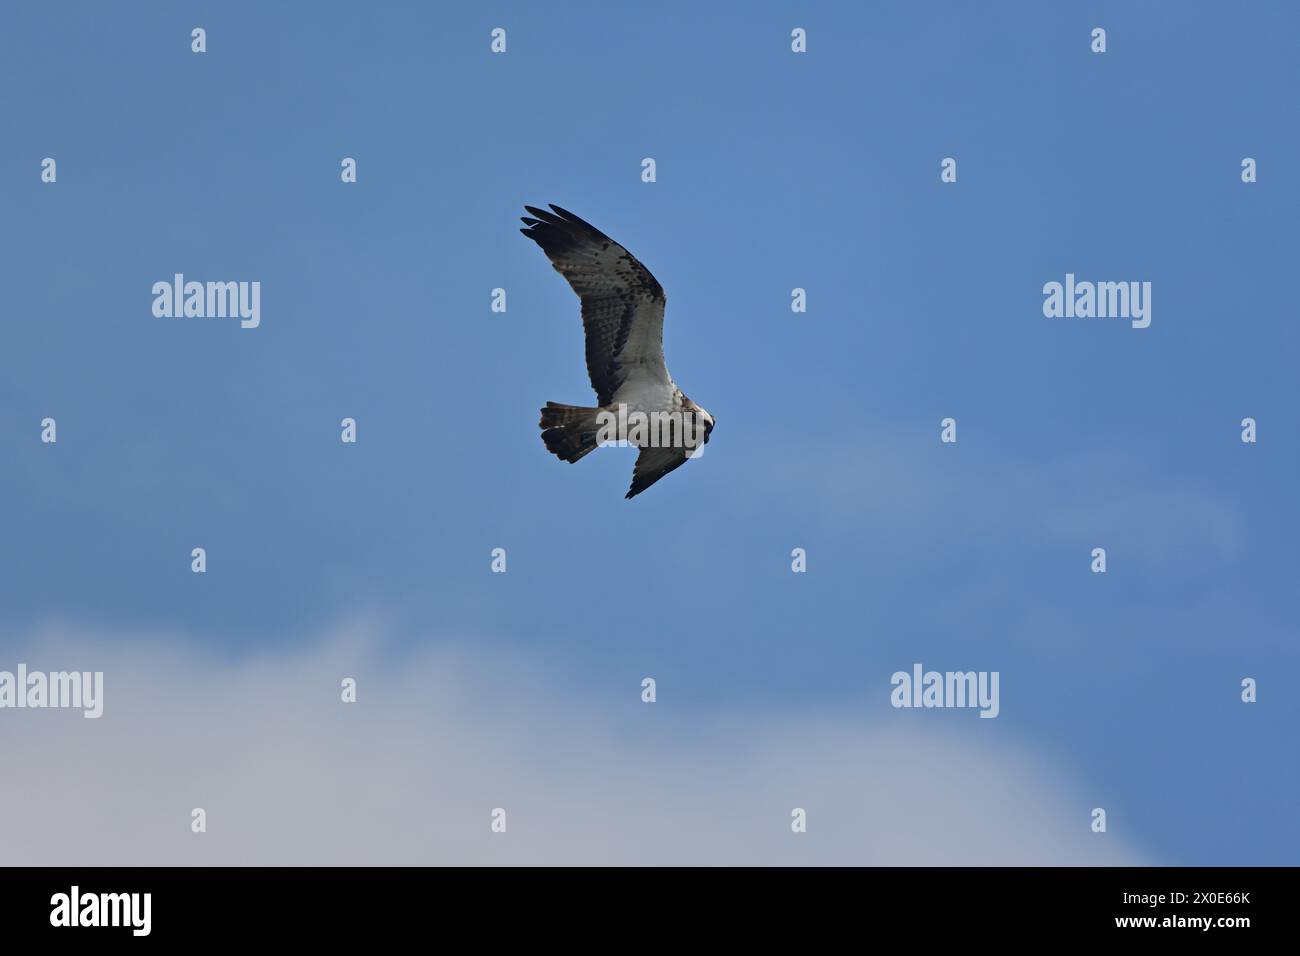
539;402;603;463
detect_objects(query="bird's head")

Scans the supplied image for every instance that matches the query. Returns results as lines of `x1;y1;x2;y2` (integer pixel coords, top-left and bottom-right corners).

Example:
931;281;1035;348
683;399;714;448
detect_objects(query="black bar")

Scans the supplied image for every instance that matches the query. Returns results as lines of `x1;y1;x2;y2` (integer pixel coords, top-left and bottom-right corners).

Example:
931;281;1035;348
0;866;1280;941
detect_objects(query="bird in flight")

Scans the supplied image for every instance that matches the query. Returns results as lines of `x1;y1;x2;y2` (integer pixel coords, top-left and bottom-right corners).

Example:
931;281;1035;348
520;205;714;499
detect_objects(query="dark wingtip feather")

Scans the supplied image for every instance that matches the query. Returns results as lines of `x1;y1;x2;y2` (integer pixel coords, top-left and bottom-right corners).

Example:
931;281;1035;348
548;204;583;226
523;205;565;226
549;204;611;241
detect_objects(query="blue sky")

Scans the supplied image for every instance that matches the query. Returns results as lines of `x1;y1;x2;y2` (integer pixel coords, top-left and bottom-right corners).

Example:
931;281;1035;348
1;1;1296;865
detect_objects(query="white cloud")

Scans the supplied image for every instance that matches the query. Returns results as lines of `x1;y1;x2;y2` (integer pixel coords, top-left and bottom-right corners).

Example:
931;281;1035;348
0;619;1148;865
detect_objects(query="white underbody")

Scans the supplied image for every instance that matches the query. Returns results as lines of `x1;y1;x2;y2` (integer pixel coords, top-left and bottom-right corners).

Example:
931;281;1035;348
604;367;687;448
610;369;679;417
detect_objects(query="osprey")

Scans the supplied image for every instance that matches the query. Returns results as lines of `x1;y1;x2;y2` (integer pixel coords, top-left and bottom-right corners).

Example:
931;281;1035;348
520;204;715;499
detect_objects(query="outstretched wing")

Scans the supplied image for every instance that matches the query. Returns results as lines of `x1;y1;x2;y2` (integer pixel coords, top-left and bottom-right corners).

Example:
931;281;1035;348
626;446;691;499
520;204;667;406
